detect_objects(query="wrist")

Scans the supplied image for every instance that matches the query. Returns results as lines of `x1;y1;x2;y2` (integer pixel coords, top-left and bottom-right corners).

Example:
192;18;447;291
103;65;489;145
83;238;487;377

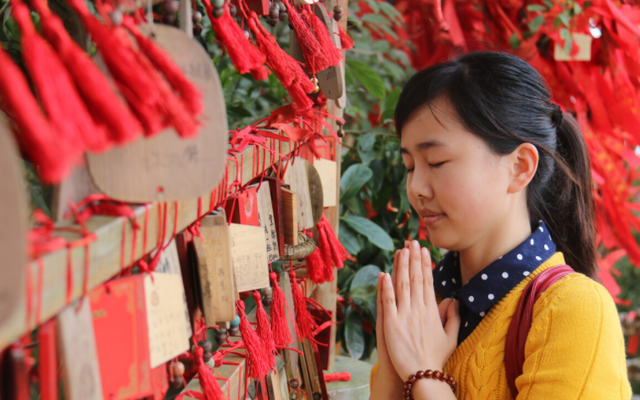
410;378;455;400
401;369;457;399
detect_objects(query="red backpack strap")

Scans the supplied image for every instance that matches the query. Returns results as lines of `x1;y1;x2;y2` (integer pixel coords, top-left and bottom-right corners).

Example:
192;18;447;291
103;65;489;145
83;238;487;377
505;264;576;398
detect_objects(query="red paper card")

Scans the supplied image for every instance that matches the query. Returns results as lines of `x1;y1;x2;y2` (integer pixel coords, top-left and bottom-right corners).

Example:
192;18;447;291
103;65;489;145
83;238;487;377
225;186;260;226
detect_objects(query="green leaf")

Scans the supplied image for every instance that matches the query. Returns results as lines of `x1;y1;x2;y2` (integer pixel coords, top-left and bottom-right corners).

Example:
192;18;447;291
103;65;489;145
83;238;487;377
528;15;545;33
543;0;554;8
350;264;381;300
509;32;521;49
573;2;582;15
339;222;363;255
345;308;365;359
346;59;386;99
558;12;570;27
340;164;373;202
361;13;390;26
357;134;376;166
341;215;395;251
378;1;405;27
526;4;547;12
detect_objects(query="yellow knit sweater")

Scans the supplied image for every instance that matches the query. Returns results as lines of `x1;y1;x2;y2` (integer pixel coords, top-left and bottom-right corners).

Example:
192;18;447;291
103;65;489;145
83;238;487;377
370;251;633;399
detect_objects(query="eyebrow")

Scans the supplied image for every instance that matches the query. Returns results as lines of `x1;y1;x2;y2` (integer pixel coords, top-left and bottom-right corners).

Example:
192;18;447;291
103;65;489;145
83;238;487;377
399;140;447;154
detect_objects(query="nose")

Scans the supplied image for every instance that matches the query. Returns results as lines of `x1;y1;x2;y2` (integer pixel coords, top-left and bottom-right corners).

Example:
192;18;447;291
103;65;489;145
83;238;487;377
407;166;434;202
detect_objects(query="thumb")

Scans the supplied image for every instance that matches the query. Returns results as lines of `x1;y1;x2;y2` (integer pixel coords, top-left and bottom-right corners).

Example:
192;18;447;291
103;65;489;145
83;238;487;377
443;300;461;340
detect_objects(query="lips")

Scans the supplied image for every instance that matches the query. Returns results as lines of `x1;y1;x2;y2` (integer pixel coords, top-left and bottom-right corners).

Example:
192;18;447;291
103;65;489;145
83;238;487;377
421;210;445;225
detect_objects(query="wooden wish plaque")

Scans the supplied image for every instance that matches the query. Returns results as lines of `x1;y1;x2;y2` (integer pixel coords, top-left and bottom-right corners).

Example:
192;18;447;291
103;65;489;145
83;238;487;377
57;299;104;400
87;24;228;203
281;188;299;246
195;210;237;325
229;223;270;292
305;160;324;226
283;157;314;230
313;158;337;208
0;123;26;329
257;183;280;263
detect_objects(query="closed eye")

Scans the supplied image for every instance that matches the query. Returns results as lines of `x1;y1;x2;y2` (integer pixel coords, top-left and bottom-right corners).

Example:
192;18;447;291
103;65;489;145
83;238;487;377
429;162;446;168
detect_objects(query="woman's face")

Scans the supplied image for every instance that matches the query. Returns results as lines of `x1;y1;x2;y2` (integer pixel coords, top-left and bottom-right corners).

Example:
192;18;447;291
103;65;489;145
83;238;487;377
400;97;514;251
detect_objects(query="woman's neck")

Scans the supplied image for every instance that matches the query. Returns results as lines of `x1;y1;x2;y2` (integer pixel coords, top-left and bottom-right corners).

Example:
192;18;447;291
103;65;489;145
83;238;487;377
458;211;533;286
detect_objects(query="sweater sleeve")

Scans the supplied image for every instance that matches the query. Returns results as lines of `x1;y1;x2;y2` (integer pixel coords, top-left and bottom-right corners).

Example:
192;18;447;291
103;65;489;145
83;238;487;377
515;274;632;400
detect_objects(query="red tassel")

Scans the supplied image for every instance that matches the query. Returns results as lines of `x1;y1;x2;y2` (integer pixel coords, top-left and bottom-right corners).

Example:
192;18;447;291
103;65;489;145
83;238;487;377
243;9;314;110
317;214;348;269
202;1;268;78
11;0;108;156
194;346;224;400
252;290;276;363
306;247;328;284
122;16;204;119
0;47;68;183
288;269;318;342
338;25;354;50
269;272;292;347
282;0;330;75
237;300;272;379
65;0;165;135
31;0;141;145
37;320;58;400
302;6;341;66
325;371;352;382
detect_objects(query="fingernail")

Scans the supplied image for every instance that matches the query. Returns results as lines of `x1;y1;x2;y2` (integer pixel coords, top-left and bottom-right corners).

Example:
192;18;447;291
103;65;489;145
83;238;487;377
421;247;429;257
402;248;410;259
385;273;392;282
412;240;420;251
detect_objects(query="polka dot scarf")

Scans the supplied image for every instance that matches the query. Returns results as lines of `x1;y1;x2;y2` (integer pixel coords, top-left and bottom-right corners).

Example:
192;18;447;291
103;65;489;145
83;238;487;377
433;220;556;346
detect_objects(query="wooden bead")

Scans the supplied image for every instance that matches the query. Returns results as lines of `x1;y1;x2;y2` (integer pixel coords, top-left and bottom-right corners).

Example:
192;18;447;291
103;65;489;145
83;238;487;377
229;4;237;16
193;23;203;36
216;332;228;343
203;351;213;362
416;370;424;379
109;10;123;25
289;379;299;389
212;0;225;8
192;11;203;23
162;0;180;13
162;14;177;24
262;295;273;307
424;369;432;377
229;326;240;336
213;7;224;18
261;287;273;297
279;10;288;21
173;361;186;376
198;339;213;353
408;375;416;383
333;5;343;13
170;377;184;389
312;393;322;400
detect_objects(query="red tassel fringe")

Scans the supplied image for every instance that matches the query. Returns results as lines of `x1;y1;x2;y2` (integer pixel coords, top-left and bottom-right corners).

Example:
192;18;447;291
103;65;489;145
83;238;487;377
32;0;141;146
12;0;108;156
0;47;67;183
269;272;292;347
244;9;314;110
252;290;276;364
317;214;348;269
194;346;224;400
122;16;204;119
338;25;354;50
306;246;328;284
302;6;341;66
237;300;272;379
283;0;329;75
202;1;268;78
288;269;318;342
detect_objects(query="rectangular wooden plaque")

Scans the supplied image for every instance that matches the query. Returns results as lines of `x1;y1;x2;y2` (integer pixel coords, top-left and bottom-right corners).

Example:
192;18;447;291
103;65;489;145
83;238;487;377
229;223;270;292
281;188;298;246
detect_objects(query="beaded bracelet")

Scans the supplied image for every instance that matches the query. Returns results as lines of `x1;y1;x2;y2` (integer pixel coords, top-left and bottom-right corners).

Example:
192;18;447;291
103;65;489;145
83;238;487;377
402;369;457;399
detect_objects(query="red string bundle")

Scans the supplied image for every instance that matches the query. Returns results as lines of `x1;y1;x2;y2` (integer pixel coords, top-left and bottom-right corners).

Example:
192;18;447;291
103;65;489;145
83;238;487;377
236;300;272;379
269;272;292;347
283;0;330;75
122;16;204;119
288;269;318;341
317;214;348;269
0;47;67;183
201;0;268;79
193;346;224;400
338;25;354;50
31;0;141;146
301;6;342;66
242;8;315;110
252;290;276;363
324;371;352;382
11;0;108;157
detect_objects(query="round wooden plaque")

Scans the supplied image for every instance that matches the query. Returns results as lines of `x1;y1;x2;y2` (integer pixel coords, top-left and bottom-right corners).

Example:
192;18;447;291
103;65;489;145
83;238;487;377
87;24;228;202
0;122;27;328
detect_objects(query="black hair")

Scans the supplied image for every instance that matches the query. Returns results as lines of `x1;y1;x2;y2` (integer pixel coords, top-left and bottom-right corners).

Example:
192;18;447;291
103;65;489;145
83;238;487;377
395;51;598;280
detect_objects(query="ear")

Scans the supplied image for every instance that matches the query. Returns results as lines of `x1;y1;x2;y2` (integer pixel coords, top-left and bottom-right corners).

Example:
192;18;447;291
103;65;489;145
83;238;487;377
507;143;539;194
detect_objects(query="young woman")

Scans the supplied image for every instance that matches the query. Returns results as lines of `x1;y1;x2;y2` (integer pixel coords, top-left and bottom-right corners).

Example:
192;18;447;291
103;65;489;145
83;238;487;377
369;51;632;399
